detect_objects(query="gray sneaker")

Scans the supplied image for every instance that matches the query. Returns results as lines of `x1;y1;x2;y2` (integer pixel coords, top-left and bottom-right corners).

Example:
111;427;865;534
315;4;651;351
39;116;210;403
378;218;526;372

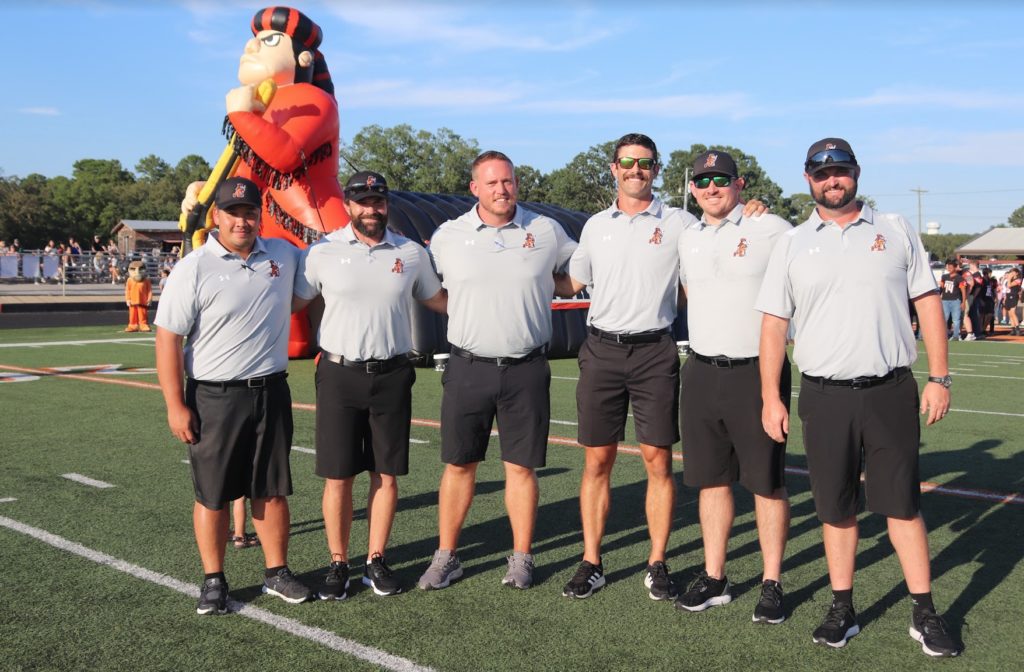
262;567;313;604
501;552;534;589
417;549;463;590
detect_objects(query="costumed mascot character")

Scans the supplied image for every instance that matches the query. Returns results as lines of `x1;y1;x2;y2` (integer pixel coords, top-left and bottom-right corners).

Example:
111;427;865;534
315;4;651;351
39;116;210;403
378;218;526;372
124;260;152;332
181;6;348;357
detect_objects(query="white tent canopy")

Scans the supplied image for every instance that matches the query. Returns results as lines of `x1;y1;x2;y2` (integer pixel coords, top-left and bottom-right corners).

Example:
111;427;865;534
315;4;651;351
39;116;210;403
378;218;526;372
955;227;1024;258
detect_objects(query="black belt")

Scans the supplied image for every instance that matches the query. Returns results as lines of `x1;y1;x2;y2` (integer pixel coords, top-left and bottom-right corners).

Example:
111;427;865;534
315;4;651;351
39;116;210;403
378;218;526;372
802;366;910;390
588;326;669;344
192;371;287;389
693;352;758;368
450;345;546;367
321;352;409;374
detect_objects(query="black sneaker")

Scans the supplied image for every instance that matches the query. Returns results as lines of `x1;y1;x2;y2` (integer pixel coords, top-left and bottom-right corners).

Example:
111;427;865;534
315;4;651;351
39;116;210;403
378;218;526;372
643;561;676;601
910;609;963;657
196;576;228;615
752;580;785;624
675;571;732;612
318;561;350;601
562;560;605;599
262;567;313;604
362;553;402;596
812;602;860;648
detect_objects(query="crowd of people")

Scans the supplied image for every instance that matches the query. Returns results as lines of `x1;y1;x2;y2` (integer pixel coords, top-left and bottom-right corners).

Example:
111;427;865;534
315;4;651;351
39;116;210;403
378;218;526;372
0;235;180;285
940;259;1024;338
155;131;965;660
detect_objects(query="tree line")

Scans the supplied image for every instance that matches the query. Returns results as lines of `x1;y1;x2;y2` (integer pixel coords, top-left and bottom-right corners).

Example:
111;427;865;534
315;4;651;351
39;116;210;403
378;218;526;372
1;124;1015;261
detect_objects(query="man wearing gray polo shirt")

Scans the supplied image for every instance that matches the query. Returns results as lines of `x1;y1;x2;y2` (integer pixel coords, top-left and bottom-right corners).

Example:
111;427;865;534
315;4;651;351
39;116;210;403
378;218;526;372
758;138;961;657
417;150;576;591
294;171;446;601
674;150;793;623
156;176;313;616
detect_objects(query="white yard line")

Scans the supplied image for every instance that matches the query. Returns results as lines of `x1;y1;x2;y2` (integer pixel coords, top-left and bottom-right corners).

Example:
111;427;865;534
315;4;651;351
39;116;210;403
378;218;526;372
409;439;430;444
62;473;115;489
0;337;156;348
0;515;435;672
0;498;17;504
291;446;315;455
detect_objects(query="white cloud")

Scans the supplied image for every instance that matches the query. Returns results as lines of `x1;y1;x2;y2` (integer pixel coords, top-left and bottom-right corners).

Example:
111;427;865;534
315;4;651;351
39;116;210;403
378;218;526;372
874;129;1024;166
520;93;756;119
839;87;1024;110
19;107;60;116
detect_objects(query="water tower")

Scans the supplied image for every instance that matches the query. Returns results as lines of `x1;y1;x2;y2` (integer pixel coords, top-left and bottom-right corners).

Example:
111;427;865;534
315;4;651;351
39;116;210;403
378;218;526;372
925;221;941;235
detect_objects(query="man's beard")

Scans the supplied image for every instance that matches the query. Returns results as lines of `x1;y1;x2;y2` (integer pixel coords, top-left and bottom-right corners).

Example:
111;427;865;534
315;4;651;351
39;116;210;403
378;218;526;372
811;180;858;209
353;214;386;240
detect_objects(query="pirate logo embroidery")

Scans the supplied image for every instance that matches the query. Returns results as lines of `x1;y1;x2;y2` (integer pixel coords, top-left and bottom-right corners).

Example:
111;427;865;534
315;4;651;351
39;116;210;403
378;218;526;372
733;238;749;257
523;233;535;249
825;143;836;150
233;182;247;199
268;260;280;277
649;227;663;245
704;153;719;168
392;258;405;274
871;234;887;252
366;175;377;187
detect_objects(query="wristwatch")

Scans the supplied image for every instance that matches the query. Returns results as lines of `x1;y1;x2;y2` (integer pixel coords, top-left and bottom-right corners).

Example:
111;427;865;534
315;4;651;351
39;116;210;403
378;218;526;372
927;375;953;388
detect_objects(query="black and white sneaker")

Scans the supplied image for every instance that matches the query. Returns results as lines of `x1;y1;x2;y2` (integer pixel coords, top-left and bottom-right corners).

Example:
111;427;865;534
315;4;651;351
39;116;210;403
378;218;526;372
675;571;732;612
752;580;785;624
562;560;605;599
362;553;402;596
196;576;228;615
318;561;350;601
812;602;860;648
643;561;676;601
910;609;963;657
263;567;313;604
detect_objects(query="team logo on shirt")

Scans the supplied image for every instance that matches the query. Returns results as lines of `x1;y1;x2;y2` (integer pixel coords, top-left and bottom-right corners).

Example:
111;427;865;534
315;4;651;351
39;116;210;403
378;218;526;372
733;238;748;257
704;153;719;168
233;183;247;199
523;233;535;249
871;234;887;252
649;227;663;245
392;258;404;274
268;260;280;277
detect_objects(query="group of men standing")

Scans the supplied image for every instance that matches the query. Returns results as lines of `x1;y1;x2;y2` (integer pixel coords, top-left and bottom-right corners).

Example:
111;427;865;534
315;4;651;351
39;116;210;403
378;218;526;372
155;134;962;658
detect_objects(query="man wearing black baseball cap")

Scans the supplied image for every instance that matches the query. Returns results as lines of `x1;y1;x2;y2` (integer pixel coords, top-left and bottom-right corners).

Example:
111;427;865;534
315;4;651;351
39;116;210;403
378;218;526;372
757;138;962;656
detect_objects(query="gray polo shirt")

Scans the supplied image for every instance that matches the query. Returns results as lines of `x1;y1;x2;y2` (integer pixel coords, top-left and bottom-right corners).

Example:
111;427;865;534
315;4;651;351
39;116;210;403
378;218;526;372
569;197;698;333
680;205;792;358
428;204;577;358
755;204;938;379
154;231;299;381
294;225;441;360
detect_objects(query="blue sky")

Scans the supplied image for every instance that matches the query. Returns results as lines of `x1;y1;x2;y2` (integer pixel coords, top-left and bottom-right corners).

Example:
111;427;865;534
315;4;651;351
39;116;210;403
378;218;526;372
3;1;1023;234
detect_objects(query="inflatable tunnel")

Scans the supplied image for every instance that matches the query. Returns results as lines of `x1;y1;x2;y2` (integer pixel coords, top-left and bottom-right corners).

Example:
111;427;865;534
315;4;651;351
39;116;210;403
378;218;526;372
385;192;688;361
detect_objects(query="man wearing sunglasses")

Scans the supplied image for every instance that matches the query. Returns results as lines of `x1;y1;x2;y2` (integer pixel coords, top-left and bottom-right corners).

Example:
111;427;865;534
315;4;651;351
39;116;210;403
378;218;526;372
757;138;962;657
557;134;767;601
417;151;577;592
293;171;447;600
673;151;793;623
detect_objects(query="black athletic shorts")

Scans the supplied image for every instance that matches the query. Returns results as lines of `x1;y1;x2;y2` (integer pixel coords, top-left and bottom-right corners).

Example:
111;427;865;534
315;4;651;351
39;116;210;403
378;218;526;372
315;357;415;479
185;375;293;510
680;354;790;495
576;332;680;447
440;352;550;468
798;370;921;523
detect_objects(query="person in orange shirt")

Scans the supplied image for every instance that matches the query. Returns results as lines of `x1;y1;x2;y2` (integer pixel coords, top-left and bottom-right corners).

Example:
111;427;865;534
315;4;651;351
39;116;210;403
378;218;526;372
125;260;152;332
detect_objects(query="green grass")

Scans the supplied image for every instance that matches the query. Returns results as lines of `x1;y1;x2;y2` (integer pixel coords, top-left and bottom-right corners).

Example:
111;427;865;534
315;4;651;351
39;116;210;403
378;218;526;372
0;325;1021;671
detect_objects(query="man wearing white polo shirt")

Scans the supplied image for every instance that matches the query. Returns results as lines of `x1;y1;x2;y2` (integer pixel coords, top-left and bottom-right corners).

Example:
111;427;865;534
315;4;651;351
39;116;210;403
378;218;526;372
758;138;962;657
156;177;312;616
294;171;446;600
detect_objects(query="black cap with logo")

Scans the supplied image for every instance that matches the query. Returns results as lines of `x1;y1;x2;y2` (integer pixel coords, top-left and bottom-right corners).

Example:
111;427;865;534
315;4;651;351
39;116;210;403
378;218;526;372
214;177;262;209
804;138;858;175
344;171;389;201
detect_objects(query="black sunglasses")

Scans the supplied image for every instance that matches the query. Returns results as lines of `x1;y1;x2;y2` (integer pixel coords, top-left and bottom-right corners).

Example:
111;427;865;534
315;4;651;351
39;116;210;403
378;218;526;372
805;149;856;172
693;175;732;189
345;184;388;196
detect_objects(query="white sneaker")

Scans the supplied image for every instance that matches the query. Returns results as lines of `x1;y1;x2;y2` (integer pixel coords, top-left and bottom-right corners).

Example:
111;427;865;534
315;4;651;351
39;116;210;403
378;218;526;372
964;334;977;341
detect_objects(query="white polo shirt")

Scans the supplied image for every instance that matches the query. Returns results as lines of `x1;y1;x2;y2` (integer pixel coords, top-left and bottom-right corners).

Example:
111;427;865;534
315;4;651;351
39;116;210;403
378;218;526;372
294;225;441;360
154;231;299;381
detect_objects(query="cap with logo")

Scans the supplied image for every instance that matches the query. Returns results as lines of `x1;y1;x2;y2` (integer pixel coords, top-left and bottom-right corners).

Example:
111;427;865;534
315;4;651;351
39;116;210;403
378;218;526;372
215;177;262;209
804;138;857;175
692;150;739;179
344;171;389;202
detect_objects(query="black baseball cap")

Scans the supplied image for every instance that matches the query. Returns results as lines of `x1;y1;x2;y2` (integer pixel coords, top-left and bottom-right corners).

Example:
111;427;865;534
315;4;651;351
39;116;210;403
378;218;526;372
692;150;738;179
804;138;858;175
344;171;389;201
215;177;262;209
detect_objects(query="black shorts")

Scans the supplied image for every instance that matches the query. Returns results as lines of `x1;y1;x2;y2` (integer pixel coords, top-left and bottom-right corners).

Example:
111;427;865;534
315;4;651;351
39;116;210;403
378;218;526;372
440;352;550;468
314;357;415;479
680;355;790;495
576;333;680;447
185;376;294;510
798;370;921;523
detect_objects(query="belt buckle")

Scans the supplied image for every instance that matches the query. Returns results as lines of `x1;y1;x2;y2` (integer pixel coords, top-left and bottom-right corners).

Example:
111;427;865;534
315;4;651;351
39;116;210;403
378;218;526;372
614;333;626;344
366;361;383;374
494;356;509;367
849;377;871;390
247;376;266;388
712;357;731;368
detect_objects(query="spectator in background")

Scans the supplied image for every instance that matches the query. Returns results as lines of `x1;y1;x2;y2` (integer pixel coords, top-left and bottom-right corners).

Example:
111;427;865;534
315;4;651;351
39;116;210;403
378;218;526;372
939;260;965;341
68;236;82;256
91;235;104;253
1005;268;1022;336
0;240;8;255
11;238;21;254
964;261;985;340
158;268;170;290
980;268;996;335
229;497;260;549
44;240;56;254
109;254;122;284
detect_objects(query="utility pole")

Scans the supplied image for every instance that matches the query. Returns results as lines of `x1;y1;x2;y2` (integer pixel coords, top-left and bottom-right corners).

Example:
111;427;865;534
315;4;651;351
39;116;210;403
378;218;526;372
910;187;928;234
683;166;690;211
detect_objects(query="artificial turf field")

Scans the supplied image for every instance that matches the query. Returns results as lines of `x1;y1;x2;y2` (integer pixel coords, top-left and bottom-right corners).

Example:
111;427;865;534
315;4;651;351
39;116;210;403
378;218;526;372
0;325;1021;672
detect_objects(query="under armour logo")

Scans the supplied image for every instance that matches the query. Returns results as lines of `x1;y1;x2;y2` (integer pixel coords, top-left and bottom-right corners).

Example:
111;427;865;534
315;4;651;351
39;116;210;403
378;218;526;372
340;258;352;264
217;274;230;282
602;235;613;241
808;247;821;255
465;240;475;246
